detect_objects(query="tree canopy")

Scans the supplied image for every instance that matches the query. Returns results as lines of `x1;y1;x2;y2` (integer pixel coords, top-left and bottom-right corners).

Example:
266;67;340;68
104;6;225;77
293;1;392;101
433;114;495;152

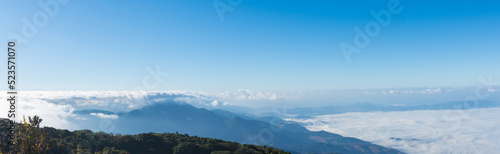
0;116;289;154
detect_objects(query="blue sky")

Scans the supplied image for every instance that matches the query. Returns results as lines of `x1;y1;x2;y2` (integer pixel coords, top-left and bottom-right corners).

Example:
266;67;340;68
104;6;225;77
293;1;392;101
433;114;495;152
1;0;499;92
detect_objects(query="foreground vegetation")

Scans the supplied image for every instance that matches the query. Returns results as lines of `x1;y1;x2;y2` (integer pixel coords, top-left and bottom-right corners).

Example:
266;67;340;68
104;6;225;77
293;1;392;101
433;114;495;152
0;116;289;154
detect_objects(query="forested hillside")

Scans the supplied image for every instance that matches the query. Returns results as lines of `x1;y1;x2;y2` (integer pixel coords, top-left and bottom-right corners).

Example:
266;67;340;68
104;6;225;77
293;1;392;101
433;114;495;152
0;117;289;154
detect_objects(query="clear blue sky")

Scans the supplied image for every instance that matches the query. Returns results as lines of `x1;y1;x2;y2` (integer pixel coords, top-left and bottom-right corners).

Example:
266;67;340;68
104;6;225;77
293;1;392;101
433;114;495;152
1;0;499;92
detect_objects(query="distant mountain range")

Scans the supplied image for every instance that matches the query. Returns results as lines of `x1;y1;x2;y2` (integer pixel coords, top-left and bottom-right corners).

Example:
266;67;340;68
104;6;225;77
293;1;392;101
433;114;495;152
75;102;403;154
284;100;500;116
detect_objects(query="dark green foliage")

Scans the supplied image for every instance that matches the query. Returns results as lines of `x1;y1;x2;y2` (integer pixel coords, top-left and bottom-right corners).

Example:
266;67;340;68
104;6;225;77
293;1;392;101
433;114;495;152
0;116;50;154
210;151;232;154
0;118;288;154
96;147;129;154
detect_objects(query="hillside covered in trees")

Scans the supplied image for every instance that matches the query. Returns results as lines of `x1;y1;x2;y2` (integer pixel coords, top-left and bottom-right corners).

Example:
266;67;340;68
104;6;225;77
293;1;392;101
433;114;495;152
0;117;289;154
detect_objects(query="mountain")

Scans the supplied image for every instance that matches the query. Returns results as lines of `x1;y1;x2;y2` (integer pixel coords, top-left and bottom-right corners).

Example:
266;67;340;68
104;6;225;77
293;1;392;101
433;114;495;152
285;100;500;116
75;102;403;154
211;109;288;126
74;109;116;115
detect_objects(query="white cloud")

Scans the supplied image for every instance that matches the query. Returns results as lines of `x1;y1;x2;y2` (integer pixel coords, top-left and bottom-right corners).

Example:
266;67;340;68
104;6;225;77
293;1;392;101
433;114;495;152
0;97;76;130
291;108;500;154
488;88;499;93
90;113;118;119
10;91;215;112
210;100;219;107
0;91;215;129
418;88;442;94
381;88;443;95
217;89;296;101
1;88;498;142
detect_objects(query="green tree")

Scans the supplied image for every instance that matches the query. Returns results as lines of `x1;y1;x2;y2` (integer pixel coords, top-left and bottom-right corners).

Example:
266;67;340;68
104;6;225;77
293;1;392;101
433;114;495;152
211;151;232;154
98;147;129;154
10;115;49;154
173;142;195;154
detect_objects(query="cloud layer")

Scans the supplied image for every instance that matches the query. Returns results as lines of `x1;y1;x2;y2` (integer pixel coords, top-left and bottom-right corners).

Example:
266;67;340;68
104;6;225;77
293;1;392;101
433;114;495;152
0;91;217;129
290;108;500;153
1;89;499;153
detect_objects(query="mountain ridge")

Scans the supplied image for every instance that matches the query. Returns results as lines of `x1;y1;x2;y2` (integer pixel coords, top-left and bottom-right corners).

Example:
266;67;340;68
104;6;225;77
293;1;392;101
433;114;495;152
75;102;403;154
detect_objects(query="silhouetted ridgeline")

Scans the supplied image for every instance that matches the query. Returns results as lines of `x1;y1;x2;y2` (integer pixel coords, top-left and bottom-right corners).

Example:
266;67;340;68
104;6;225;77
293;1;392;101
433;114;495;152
0;118;289;154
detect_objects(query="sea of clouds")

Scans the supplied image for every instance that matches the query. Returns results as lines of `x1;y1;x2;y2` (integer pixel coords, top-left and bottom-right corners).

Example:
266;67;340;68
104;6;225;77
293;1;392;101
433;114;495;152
0;90;291;129
0;91;209;129
289;108;500;153
2;89;499;153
